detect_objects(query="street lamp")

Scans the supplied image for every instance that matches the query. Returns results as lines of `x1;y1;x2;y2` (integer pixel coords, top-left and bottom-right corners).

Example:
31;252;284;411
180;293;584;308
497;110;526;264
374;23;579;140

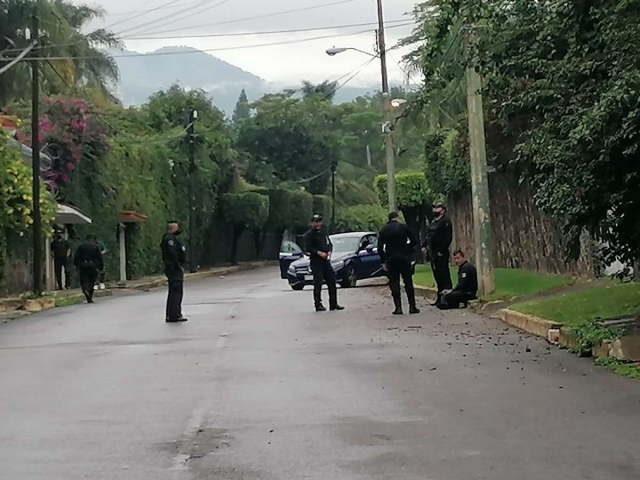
326;46;377;58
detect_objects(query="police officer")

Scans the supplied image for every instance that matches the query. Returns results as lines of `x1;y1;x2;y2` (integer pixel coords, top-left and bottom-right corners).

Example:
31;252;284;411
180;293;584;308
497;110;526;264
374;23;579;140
161;221;188;323
303;214;344;312
51;229;71;290
424;203;453;305
73;234;103;304
379;211;420;315
438;249;478;310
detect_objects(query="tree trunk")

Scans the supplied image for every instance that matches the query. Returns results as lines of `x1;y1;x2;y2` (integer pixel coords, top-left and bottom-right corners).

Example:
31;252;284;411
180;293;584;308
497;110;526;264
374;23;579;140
231;227;243;266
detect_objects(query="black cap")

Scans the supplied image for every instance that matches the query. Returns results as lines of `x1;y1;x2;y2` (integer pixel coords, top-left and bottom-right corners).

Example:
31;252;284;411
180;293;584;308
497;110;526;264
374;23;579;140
388;211;399;222
433;203;446;210
311;214;323;222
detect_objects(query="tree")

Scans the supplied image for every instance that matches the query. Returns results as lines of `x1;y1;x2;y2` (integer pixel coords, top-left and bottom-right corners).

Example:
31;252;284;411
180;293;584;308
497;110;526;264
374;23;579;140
232;89;250;123
235;93;340;194
222;192;269;265
301;80;338;101
374;172;433;246
0;0;121;105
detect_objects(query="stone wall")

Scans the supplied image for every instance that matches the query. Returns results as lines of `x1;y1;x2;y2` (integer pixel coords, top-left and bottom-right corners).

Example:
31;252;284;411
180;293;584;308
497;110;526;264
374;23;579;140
447;173;594;277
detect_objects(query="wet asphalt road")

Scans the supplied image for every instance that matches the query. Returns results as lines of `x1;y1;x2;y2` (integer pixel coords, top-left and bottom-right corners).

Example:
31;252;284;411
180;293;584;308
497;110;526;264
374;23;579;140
1;267;639;480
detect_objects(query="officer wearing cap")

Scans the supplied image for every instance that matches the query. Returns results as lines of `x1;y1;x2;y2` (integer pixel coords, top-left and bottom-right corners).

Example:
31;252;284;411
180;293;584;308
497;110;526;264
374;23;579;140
379;211;420;315
302;214;344;312
424;203;453;305
161;221;188;323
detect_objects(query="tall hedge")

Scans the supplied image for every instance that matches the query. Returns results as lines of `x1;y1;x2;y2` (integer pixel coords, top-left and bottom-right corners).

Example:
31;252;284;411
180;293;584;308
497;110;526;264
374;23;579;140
312;194;332;219
288;190;313;231
222;192;270;264
335;205;388;234
373;172;433;210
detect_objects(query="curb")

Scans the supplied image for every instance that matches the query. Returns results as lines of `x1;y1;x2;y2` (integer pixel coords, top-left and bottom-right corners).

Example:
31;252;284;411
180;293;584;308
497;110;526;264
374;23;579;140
496;309;562;339
495;308;640;361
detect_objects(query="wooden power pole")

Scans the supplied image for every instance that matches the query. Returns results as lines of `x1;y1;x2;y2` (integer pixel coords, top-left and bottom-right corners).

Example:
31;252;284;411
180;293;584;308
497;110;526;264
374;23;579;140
465;25;495;296
376;0;397;213
30;12;43;295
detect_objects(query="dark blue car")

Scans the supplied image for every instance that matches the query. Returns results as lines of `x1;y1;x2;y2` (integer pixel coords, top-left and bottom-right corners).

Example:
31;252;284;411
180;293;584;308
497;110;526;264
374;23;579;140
280;232;385;290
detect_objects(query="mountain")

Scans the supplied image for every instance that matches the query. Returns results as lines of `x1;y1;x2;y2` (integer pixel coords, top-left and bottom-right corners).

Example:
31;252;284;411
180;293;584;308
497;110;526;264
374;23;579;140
110;46;267;115
110;46;381;116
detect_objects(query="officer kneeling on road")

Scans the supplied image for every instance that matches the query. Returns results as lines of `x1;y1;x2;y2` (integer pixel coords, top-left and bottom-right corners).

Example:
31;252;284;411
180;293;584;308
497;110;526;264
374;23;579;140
161;221;188;323
437;249;478;310
303;214;344;313
378;211;420;315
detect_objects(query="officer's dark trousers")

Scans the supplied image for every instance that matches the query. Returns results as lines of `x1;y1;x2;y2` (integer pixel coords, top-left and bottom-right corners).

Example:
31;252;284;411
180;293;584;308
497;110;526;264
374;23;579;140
54;257;71;290
78;265;97;302
387;255;417;310
166;269;184;320
312;260;338;308
438;290;475;310
431;250;452;294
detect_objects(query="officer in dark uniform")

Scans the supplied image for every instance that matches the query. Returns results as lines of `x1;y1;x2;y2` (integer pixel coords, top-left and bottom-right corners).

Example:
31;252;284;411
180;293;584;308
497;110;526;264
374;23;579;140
51;230;71;290
161;221;188;323
424;203;453;305
379;211;420;315
73;234;103;304
438;249;478;310
303;214;344;312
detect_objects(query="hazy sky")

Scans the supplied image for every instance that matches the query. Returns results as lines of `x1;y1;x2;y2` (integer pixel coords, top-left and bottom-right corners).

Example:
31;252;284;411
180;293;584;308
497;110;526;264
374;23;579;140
88;0;420;86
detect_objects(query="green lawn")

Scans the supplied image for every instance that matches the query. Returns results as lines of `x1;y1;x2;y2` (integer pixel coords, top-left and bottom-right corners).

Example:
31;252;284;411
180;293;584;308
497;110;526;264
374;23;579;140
414;265;570;301
511;282;640;327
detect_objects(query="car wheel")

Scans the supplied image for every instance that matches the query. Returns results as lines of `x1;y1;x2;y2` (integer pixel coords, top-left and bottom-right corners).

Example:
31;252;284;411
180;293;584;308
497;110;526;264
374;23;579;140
341;265;357;288
291;283;305;291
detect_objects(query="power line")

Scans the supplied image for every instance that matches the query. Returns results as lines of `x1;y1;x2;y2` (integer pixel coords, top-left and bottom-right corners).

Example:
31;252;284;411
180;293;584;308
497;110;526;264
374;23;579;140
102;0;191;32
115;0;234;37
30;27;389;61
0;41;36;75
123;19;410;40
122;0;361;37
106;0;208;17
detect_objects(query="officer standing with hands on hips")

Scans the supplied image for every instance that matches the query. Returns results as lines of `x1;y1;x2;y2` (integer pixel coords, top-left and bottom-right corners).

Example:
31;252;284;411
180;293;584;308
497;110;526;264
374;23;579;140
424;203;453;305
303;214;344;312
379;211;420;315
161;221;188;323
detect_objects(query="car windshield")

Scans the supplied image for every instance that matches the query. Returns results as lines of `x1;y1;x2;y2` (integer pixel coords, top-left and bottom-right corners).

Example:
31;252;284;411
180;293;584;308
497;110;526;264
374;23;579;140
331;236;362;253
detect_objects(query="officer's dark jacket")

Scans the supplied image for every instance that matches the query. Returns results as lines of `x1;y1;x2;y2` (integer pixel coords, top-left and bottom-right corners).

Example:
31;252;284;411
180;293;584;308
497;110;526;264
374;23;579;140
454;261;478;297
161;233;186;271
426;215;453;253
303;228;332;264
378;221;418;263
73;243;104;271
51;238;70;259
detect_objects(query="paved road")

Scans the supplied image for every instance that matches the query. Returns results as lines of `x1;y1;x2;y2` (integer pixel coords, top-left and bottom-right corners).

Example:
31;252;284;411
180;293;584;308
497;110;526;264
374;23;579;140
1;268;639;480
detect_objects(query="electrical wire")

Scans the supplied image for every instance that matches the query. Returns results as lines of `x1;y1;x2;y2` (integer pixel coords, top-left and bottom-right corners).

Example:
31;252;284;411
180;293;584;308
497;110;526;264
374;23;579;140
123;19;410;40
120;0;361;37
115;0;234;37
0;42;36;75
31;27;388;61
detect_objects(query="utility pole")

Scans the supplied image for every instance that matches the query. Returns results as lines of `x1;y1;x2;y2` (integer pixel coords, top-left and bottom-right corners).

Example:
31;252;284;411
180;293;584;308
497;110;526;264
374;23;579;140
376;0;397;213
331;163;336;231
465;25;495;296
30;12;43;296
187;109;197;273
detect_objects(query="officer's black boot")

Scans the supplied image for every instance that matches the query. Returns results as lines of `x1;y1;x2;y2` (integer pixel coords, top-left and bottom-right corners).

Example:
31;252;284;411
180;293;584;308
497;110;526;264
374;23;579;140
392;294;403;315
316;304;327;312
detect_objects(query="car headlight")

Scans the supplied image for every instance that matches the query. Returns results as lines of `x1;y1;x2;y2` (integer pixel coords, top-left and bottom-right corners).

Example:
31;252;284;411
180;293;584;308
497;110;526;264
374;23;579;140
288;265;295;274
332;260;345;271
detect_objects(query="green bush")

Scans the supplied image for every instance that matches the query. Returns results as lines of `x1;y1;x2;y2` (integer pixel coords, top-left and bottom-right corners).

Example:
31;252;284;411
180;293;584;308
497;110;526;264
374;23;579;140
373;171;433;209
312;194;332;218
335;205;388;233
221;192;270;230
288;190;313;231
